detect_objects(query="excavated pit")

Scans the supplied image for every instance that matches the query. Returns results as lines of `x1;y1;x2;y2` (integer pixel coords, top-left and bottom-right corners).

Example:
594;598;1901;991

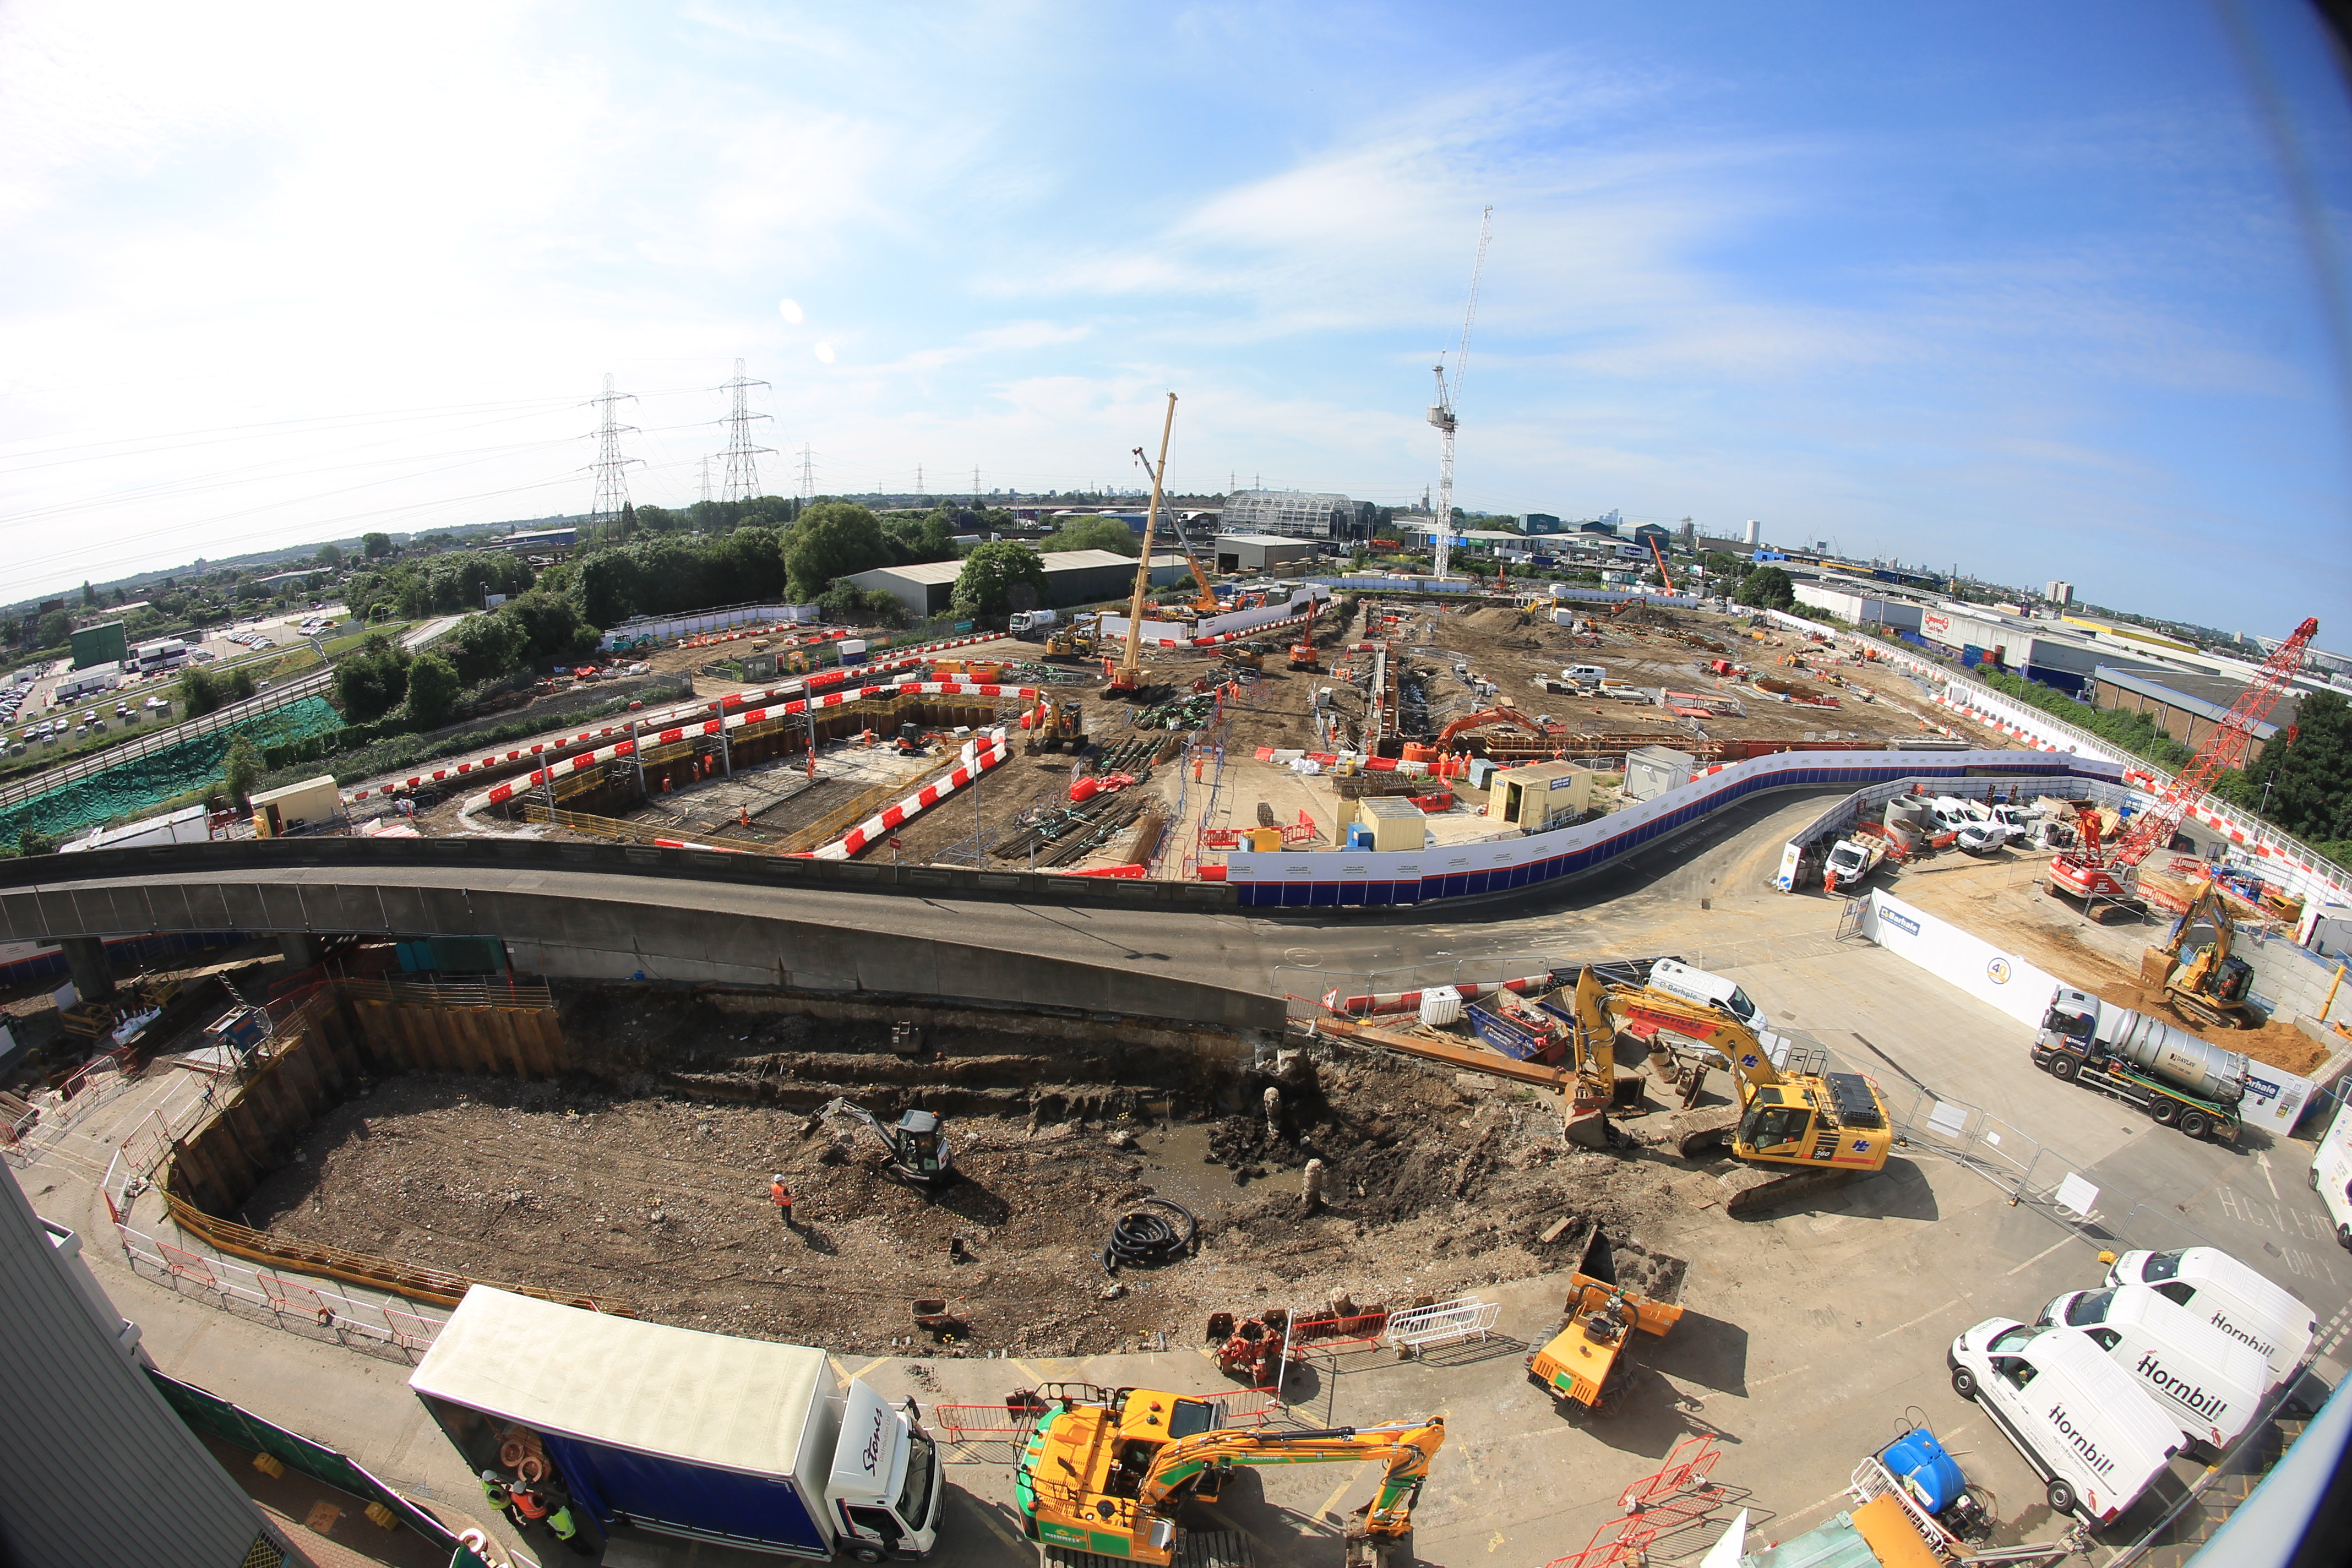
237;984;1691;1358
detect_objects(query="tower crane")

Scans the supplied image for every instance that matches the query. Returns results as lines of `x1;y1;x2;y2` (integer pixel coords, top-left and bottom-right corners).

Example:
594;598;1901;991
1428;206;1493;584
2046;617;2317;919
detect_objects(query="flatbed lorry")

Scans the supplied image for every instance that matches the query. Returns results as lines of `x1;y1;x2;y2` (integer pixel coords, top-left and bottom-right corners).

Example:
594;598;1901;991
409;1286;943;1561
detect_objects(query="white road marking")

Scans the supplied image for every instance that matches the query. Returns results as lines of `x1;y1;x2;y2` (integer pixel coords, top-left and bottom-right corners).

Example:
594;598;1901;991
1749;1362;1814;1390
2005;1234;2081;1276
1875;1298;1964;1340
2258;1150;2280;1200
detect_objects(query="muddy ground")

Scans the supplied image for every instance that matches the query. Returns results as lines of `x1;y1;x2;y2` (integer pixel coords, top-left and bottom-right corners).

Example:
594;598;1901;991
239;986;1691;1358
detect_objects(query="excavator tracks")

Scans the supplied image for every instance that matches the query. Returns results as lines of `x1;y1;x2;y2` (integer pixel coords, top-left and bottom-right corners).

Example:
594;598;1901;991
1044;1528;1254;1568
1713;1162;1863;1218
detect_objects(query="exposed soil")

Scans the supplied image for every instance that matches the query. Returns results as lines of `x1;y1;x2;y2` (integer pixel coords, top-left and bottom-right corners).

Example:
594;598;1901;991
237;987;1687;1358
1890;856;2334;1076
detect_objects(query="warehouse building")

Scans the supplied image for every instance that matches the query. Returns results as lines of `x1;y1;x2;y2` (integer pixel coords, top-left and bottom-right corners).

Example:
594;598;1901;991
842;548;1158;620
1218;489;1377;541
1215;534;1319;574
2093;666;2302;761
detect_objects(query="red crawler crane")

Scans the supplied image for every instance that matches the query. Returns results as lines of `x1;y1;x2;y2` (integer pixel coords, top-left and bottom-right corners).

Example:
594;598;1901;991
2047;617;2317;918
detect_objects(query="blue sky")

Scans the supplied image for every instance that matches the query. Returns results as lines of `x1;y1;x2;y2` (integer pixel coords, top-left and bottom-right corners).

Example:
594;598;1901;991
2;1;2348;638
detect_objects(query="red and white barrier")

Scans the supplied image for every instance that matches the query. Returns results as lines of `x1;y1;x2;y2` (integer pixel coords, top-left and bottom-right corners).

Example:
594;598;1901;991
808;728;1013;861
1317;973;1553;1017
462;680;1038;815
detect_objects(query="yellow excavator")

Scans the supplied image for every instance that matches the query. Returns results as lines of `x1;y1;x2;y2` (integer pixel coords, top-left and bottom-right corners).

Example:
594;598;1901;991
1328;968;1893;1216
1604;981;1894;1215
2140;878;2255;1029
1015;1384;1442;1567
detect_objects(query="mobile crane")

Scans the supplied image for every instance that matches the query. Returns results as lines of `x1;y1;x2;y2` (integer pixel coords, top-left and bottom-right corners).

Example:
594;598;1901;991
1015;1384;1443;1567
1134;446;1224;619
2140;878;2254;1029
1647;534;1676;594
1109;395;1178;695
2046;616;2316;919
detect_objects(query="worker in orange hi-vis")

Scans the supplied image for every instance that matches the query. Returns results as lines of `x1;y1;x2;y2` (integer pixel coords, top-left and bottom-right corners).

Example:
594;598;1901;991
770;1174;795;1228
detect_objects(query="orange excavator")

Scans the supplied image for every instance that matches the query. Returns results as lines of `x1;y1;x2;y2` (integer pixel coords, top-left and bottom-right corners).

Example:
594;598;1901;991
1289;598;1321;670
1434;705;1552;749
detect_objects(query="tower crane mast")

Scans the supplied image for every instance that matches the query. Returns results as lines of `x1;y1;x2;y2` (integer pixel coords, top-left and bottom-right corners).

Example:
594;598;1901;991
2047;616;2318;917
1429;206;1493;584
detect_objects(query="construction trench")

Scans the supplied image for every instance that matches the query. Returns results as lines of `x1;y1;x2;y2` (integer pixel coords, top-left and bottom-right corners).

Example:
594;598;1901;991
175;968;1714;1361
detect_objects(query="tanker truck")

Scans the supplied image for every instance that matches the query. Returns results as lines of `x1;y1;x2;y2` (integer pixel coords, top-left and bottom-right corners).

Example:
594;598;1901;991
2032;987;2246;1143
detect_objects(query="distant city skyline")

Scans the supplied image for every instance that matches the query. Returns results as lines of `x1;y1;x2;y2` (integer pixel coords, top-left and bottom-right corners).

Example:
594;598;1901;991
2;1;2348;636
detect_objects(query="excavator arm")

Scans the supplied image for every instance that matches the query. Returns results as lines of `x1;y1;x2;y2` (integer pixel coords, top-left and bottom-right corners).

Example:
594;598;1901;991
816;1096;892;1151
1600;986;1787;1090
1434;705;1551;748
1135;1418;1445;1540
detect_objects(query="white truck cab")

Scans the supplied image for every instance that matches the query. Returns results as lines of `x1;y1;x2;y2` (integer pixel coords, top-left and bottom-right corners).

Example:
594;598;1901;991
828;1379;943;1560
2102;1248;2315;1387
1646;958;1771;1036
2035;1286;2270;1453
1008;609;1058;635
1947;1317;2180;1526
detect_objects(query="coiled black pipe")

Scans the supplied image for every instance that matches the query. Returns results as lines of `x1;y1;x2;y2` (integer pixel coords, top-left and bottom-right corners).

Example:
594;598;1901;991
1101;1197;1196;1273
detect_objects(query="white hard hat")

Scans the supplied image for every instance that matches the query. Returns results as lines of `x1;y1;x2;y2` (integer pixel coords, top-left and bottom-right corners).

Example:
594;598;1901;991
772;1173;785;1183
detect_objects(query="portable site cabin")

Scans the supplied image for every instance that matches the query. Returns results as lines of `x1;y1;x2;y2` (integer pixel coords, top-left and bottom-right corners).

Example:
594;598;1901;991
1354;794;1427;851
249;775;339;837
1623;746;1696;804
1495;762;1591;834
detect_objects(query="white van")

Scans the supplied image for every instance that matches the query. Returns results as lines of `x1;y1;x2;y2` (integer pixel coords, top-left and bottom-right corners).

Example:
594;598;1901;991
2101;1248;2315;1387
1646;958;1771;1036
1948;1317;2180;1525
1928;796;1989;833
2309;1095;2352;1251
2035;1286;2270;1453
1564;664;1607;687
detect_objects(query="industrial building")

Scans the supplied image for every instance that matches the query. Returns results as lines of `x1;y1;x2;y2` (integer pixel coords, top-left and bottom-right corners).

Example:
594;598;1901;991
1215;534;1319;574
1523;513;1564;534
53;662;122;702
1218;489;1377;541
2093;666;2303;761
500;526;579;552
842;548;1164;620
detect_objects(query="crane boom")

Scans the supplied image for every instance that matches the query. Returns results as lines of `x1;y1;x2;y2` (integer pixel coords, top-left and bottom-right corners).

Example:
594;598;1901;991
2049;616;2317;910
1112;393;1178;692
1429;206;1492;585
1648;534;1676;594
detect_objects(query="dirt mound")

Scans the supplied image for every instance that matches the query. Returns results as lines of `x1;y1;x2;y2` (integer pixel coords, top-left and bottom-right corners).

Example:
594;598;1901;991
1461;607;1526;635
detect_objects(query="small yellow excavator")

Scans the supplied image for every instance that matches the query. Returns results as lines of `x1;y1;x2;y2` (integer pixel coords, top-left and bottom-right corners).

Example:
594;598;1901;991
1015;1384;1442;1567
2140;878;2255;1029
1026;691;1085;755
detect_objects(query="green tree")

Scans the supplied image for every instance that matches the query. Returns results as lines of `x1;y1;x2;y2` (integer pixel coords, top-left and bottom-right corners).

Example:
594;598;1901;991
782;501;895;601
219;665;257;705
447;609;530;683
81;580;96;607
1703;551;1746;581
403;651;460;729
177;666;222;718
17;827;58;857
362;532;393;559
314;544;343;568
332;633;412;723
885;510;960;564
1038;516;1141;557
222;736;262;809
1736;565;1796;611
34;610;69;647
2231;690;2352;857
951;541;1048;618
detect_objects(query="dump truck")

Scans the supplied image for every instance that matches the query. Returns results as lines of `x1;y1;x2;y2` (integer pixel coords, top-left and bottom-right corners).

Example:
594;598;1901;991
1525;1226;1687;1416
2032;988;2245;1142
1822;835;1886;894
409;1287;944;1561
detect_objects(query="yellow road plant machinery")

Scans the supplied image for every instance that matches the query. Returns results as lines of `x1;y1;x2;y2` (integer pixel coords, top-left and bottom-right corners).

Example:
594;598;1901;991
1015;1383;1442;1567
2139;877;2253;1029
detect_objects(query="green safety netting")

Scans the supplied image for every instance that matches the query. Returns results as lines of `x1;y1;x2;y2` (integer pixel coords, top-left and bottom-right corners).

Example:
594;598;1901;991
1;696;344;845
